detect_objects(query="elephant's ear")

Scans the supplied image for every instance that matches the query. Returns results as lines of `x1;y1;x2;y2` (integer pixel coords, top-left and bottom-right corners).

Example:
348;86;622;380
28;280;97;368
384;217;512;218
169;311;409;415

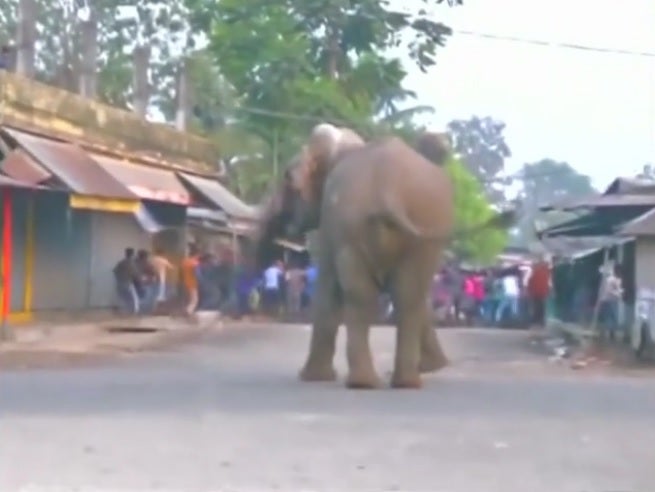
288;145;318;203
415;132;451;166
288;126;337;204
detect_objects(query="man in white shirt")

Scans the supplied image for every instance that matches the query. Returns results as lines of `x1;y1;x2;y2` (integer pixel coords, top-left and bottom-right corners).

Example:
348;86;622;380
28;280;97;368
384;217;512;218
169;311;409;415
495;271;520;324
599;264;623;339
263;260;283;314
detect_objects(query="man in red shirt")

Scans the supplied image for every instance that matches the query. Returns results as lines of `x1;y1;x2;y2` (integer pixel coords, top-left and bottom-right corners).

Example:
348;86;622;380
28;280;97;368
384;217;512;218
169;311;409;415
527;255;551;328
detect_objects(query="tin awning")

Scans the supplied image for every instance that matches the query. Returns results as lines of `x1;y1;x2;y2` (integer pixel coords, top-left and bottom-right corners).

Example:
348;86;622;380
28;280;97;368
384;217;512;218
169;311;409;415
178;172;257;220
620;208;655;236
92;153;191;205
187;206;228;223
1;147;53;185
541;193;655;211
0;174;44;189
1;127;136;200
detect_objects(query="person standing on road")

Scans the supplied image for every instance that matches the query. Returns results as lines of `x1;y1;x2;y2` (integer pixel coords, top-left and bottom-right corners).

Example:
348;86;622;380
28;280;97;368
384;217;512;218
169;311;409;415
285;263;305;317
598;264;623;339
262;260;283;315
181;243;200;317
150;248;174;307
527;255;551;329
303;263;318;309
135;249;158;313
495;269;520;325
113;248;140;314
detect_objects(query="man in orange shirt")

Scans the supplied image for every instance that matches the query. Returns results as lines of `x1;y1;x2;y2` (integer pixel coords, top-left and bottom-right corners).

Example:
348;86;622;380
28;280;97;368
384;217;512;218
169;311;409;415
181;243;200;316
527;254;551;328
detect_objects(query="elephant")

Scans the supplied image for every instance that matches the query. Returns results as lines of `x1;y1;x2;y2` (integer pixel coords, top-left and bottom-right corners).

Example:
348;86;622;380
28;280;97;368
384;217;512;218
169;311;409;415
253;123;506;389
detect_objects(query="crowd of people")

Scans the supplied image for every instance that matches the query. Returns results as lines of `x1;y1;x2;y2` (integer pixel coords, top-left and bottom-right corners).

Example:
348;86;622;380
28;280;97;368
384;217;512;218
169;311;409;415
111;243;554;329
111;244;318;320
430;256;552;328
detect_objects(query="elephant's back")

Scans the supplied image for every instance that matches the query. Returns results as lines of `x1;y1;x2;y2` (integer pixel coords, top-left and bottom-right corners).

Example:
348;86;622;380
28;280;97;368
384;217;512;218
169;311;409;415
322;137;455;239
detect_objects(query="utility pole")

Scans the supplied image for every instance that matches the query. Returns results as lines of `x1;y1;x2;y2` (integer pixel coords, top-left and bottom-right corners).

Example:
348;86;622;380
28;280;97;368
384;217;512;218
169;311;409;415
15;0;36;77
78;3;98;99
175;57;190;131
132;45;150;119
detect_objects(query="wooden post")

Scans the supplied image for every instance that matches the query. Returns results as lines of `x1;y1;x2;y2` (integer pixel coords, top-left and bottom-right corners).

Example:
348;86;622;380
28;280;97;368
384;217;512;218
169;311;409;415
79;16;98;98
1;189;14;341
132;45;151;118
175;58;190;131
15;0;36;77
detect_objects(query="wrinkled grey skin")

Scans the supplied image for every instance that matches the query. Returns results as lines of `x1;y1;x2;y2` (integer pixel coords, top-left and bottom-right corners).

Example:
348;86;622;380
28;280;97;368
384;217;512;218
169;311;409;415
255;124;455;389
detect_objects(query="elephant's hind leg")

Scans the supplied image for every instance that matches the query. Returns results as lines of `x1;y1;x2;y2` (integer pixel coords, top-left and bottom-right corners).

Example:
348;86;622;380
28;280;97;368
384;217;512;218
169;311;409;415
299;264;341;382
337;247;381;389
389;250;439;389
419;321;449;373
342;302;381;389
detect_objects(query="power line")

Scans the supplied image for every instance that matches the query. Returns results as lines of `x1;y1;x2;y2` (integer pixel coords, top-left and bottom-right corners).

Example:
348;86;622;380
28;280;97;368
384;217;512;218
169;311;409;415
381;6;655;57
453;29;655;58
223;107;581;186
230;105;354;127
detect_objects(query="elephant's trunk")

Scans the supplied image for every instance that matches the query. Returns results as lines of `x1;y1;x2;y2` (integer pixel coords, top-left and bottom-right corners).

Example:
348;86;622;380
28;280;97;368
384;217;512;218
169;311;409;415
251;188;288;271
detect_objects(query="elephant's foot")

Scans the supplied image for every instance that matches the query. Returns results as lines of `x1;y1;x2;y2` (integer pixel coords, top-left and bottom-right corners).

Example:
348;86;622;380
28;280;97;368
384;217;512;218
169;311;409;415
299;362;338;382
419;352;449;373
345;370;382;390
390;371;423;389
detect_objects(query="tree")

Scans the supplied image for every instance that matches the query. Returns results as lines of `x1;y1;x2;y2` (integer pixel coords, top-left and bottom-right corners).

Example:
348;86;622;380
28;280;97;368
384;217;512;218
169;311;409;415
512;159;596;246
0;0;192;111
186;0;463;178
447;116;511;205
636;163;655;180
446;157;507;263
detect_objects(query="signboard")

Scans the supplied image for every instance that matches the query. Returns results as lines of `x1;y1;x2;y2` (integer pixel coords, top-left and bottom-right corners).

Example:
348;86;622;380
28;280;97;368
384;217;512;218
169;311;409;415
69;194;139;213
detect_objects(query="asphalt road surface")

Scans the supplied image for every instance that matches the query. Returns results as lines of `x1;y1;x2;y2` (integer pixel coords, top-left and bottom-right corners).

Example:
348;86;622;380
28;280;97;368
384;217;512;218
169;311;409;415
2;324;655;492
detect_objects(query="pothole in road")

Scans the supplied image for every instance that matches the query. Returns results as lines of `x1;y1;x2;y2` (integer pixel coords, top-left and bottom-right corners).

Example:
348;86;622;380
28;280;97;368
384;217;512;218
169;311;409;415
104;326;161;334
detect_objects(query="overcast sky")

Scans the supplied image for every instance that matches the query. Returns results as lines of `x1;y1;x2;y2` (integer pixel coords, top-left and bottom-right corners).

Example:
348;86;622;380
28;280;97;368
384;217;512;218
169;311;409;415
397;0;655;190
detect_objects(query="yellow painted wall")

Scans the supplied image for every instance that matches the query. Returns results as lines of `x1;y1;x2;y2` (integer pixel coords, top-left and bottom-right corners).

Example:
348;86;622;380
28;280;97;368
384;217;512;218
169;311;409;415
69;195;139;213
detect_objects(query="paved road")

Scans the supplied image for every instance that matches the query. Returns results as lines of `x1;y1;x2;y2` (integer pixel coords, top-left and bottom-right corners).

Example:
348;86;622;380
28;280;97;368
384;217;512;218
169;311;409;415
2;324;655;492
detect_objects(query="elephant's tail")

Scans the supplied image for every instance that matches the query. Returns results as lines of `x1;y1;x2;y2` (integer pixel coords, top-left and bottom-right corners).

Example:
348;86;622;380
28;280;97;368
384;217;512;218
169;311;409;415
453;209;516;239
384;194;515;242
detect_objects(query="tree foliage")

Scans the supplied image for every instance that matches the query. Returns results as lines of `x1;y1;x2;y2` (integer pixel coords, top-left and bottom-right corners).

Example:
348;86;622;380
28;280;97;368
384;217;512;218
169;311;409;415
186;0;462;171
512;159;596;246
0;0;190;111
445;157;507;263
447;116;511;205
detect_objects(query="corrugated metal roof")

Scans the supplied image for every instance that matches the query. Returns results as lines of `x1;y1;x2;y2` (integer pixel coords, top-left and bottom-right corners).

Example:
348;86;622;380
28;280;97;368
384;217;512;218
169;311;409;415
542;193;655;211
1;148;52;185
604;177;655;195
2;127;136;199
541;236;626;256
187;206;228;223
178;173;257;220
92;153;191;205
620;208;655;236
0;174;42;189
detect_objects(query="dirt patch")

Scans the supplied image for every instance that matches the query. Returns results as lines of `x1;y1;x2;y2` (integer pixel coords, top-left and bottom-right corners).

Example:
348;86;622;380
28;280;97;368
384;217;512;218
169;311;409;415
0;325;213;371
0;349;121;371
